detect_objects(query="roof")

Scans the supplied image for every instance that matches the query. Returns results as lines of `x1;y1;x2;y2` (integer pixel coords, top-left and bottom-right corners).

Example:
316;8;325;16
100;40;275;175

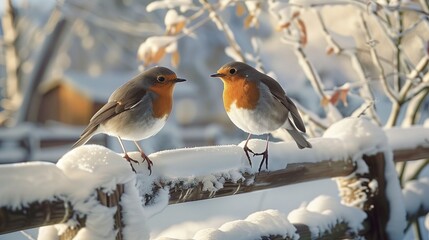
40;69;198;102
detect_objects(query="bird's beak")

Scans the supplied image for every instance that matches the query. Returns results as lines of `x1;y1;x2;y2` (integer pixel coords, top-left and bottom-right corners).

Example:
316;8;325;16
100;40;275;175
210;73;225;78
174;78;186;83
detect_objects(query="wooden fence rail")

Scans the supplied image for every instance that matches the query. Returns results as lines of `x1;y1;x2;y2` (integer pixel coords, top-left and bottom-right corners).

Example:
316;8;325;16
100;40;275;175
160;147;429;205
0;141;429;239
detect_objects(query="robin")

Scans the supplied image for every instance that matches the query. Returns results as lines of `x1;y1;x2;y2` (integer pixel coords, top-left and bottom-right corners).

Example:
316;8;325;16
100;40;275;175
72;66;186;173
211;61;311;172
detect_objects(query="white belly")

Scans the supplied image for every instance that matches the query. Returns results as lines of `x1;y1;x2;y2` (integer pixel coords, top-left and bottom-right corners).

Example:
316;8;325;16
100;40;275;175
227;103;285;135
100;111;167;141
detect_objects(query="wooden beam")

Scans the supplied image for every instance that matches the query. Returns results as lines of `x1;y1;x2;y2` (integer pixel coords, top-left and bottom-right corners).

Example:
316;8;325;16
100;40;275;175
393;146;429;162
164;159;355;205
0;199;71;234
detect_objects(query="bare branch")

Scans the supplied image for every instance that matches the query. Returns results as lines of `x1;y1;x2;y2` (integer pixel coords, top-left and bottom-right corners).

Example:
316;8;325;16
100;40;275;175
200;0;245;62
345;50;381;125
291;45;328;100
360;13;399;104
401;55;429;101
313;9;341;55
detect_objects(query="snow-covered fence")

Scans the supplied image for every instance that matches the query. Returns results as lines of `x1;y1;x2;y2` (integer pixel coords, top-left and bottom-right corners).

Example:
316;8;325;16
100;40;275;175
0;118;428;239
0;146;148;240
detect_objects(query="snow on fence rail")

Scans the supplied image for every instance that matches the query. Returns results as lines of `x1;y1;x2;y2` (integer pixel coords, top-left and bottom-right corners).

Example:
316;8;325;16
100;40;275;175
0;118;429;239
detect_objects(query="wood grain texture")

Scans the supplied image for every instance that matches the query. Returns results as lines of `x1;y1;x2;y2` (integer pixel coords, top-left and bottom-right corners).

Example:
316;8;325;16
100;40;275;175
165;159;355;205
0;199;71;235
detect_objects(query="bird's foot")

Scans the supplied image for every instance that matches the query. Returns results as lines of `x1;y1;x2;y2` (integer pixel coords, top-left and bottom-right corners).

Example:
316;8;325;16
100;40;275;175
243;146;255;167
253;150;269;172
123;154;139;173
140;153;154;175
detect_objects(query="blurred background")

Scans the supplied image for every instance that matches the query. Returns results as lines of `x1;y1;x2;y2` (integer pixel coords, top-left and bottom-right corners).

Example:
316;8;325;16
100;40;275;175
0;0;429;240
0;0;244;163
0;0;428;167
0;0;429;163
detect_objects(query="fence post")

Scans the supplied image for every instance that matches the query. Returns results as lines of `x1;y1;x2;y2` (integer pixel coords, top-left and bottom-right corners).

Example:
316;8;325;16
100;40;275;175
59;184;125;240
337;152;389;240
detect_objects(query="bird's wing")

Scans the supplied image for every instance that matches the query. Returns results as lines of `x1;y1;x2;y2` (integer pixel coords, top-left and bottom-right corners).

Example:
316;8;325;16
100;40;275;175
79;84;149;138
260;76;306;133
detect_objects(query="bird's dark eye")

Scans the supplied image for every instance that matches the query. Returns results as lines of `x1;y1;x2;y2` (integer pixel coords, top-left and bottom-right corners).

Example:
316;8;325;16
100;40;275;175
157;76;165;82
229;68;236;74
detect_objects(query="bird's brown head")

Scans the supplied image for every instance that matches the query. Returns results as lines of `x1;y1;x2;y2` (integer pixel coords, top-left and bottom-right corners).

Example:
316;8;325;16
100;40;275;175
210;61;256;83
141;66;186;95
142;66;186;91
139;66;186;118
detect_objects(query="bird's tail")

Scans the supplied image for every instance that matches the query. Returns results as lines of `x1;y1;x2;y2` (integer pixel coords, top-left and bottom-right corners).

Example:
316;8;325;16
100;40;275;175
286;128;312;149
72;126;98;149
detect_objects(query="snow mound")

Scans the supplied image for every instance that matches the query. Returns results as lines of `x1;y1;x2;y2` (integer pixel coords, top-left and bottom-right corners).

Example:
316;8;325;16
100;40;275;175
323;117;388;159
56;144;134;197
0;162;70;209
288;195;365;237
324;117;406;239
192;210;298;240
402;177;429;217
37;145;148;240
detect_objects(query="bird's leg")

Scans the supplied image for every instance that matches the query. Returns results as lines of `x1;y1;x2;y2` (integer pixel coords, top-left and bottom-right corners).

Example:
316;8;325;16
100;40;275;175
134;141;153;175
254;135;270;172
117;137;138;173
243;133;254;167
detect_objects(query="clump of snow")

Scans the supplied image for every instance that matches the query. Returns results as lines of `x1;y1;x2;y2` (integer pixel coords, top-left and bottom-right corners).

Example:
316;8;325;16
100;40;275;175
323;117;387;160
324;117;406;239
36;145;148;240
120;183;150;240
0;162;70;209
164;9;186;26
146;0;196;12
288;195;366;237
191;210;298;240
38;226;60;240
56;145;134;198
137;36;177;61
385;126;429;151
402;177;429;217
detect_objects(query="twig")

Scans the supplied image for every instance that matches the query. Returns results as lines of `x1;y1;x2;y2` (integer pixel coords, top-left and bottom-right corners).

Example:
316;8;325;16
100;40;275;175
398;161;407;186
360;12;398;103
401;87;429;126
393;9;404;92
200;0;245;62
20;231;36;240
401;55;429;101
290;45;328;100
345;50;381;125
413;219;424;240
409;159;429;181
313;9;341;54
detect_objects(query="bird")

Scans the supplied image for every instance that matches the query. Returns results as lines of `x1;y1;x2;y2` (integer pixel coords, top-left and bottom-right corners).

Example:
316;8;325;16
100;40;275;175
211;61;311;172
72;66;186;173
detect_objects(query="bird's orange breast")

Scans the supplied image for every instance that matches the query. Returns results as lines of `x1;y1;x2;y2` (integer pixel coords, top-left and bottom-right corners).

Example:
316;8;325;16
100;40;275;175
223;77;260;112
149;85;174;118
